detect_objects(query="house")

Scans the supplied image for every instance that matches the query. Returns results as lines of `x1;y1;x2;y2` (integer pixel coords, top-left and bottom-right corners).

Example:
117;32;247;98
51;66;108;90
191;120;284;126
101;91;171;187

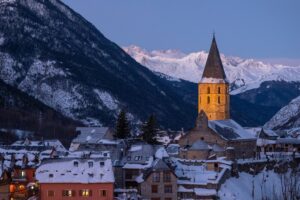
139;159;177;200
122;144;155;189
170;158;231;200
36;157;115;200
0;161;11;200
178;36;256;160
69;127;114;151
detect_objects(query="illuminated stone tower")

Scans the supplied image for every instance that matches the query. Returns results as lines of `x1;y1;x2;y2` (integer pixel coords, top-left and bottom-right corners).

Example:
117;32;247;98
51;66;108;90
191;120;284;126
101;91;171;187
198;36;230;120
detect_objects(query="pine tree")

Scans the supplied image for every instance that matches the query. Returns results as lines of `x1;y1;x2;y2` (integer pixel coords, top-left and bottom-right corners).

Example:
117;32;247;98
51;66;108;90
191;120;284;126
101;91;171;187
115;110;131;139
142;114;159;144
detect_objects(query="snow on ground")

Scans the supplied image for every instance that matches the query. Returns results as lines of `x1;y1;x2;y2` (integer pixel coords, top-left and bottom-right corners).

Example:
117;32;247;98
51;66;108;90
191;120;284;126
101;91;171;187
219;170;291;200
124;45;300;94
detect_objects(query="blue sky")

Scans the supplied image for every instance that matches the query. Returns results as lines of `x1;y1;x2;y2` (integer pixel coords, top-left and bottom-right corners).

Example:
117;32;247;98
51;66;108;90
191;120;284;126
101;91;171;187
62;0;300;65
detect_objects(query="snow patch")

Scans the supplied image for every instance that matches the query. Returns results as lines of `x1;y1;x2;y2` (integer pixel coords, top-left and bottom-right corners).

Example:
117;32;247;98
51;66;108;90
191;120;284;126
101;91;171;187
94;89;118;110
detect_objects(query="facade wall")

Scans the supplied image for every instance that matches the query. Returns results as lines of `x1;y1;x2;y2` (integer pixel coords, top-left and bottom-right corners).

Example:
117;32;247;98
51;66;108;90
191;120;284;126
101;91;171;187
228;140;257;159
180;149;210;160
0;184;9;200
140;171;177;200
198;83;230;120
178;129;227;148
39;183;114;200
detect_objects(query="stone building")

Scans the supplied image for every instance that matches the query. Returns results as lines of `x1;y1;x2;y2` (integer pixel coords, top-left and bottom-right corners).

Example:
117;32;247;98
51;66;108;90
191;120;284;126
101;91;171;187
139;159;177;200
179;36;256;160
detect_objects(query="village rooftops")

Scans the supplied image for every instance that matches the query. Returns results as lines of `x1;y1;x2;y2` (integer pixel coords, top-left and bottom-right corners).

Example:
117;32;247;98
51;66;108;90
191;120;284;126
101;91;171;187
208;119;256;141
2;139;66;152
36;157;114;184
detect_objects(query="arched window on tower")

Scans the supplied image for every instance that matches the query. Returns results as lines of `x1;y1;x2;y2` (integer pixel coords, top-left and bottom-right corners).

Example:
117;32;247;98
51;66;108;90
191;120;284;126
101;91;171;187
207;96;210;104
218;96;221;104
218;87;221;94
207;87;210;94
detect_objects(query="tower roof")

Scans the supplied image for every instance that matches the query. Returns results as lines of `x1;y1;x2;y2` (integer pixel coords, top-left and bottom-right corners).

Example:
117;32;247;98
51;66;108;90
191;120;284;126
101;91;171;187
201;36;228;83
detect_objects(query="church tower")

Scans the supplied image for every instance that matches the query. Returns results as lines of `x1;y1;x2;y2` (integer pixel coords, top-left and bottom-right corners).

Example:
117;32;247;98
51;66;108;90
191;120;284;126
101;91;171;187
198;36;230;120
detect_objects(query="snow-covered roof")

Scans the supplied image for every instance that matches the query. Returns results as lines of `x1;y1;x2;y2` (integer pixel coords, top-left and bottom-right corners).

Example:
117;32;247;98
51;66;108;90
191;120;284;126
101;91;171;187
36;158;114;183
10;139;66;152
123;156;153;170
166;144;180;155
172;158;223;186
276;138;300;145
208;119;256;140
155;147;169;159
189;140;211;150
72;127;111;144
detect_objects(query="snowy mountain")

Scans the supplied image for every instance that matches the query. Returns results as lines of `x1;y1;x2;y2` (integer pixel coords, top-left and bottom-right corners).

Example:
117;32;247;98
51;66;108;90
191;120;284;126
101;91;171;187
124;45;300;94
0;0;196;129
264;95;300;130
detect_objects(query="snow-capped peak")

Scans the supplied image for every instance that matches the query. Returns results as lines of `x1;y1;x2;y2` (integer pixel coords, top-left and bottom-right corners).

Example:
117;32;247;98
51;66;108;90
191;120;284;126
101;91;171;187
124;45;300;94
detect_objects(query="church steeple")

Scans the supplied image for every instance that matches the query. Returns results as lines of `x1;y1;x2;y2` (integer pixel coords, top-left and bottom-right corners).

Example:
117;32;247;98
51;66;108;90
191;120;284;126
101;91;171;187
201;36;228;82
198;35;230;120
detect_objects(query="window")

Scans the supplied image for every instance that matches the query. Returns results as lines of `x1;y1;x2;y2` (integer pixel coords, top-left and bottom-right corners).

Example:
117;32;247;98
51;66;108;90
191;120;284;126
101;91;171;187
62;190;75;197
207;96;210;104
218;87;221;94
80;189;92;197
100;161;105;167
152;172;160;182
164;185;172;193
99;190;107;197
49;174;53;178
199;96;201;104
134;156;142;161
47;190;54;197
163;172;171;182
201;137;204;141
88;161;93;168
207;87;210;94
73;161;78;167
21;170;26;177
152;185;158;193
218;96;221;104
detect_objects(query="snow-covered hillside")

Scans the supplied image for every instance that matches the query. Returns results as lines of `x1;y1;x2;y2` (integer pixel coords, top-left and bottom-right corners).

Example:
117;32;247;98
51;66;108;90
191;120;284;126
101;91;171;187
124;45;300;94
219;170;298;200
264;96;300;130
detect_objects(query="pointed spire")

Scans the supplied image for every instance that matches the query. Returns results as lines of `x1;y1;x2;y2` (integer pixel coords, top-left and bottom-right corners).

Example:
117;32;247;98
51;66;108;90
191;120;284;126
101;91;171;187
201;35;227;81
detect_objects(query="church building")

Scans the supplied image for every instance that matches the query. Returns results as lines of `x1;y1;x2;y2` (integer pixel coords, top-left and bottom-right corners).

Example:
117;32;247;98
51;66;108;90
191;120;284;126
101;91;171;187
179;36;256;160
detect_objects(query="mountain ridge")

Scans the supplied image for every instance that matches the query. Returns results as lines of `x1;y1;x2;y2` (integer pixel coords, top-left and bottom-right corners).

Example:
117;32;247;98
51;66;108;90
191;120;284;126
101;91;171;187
124;45;300;94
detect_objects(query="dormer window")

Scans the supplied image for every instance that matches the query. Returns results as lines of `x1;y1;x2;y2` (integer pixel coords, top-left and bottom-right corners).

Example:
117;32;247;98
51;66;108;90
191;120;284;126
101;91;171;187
49;173;53;178
88;161;93;168
134;156;142;161
100;161;105;167
73;161;79;167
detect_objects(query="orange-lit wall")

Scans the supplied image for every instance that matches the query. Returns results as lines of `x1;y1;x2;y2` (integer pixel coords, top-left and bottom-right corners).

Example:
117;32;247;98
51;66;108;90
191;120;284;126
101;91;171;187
39;183;114;200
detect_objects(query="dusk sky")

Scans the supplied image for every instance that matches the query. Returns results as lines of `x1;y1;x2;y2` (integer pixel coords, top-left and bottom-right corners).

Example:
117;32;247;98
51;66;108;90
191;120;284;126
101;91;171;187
62;0;300;65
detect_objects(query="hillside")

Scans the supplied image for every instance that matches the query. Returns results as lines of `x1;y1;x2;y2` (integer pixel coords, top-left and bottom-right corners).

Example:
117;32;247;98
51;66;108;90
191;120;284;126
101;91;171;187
0;0;196;129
